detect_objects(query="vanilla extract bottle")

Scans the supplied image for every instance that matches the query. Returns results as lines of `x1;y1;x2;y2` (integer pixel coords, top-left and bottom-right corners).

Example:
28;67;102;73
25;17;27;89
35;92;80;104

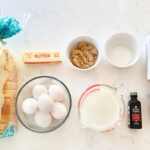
128;92;142;129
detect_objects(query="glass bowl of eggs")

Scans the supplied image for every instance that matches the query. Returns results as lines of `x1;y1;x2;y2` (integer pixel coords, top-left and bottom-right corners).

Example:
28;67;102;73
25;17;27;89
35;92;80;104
16;76;72;133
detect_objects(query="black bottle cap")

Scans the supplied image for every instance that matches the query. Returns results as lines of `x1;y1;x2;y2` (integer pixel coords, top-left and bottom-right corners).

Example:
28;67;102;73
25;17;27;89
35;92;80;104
130;92;138;96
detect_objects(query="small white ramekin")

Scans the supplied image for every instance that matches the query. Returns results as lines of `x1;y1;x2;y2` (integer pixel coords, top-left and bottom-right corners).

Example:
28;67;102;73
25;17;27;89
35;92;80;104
104;33;140;68
66;36;101;71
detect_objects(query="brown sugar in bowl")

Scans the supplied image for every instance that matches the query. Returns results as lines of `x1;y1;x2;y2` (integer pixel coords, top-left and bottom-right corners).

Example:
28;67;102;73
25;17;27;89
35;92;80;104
66;36;101;71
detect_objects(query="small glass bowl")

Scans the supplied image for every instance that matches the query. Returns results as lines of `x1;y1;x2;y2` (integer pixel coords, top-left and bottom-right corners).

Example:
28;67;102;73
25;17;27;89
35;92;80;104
16;76;72;133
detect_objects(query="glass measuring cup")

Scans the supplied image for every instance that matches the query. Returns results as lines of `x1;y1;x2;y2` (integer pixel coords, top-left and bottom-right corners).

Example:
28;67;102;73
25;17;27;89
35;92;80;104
78;83;126;132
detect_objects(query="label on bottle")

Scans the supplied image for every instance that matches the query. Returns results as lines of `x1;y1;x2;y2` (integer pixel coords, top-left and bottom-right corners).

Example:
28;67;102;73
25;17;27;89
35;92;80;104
132;114;141;121
131;106;141;122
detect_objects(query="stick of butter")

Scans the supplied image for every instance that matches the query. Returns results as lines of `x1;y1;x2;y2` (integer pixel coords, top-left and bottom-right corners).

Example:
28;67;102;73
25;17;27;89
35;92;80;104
23;51;62;64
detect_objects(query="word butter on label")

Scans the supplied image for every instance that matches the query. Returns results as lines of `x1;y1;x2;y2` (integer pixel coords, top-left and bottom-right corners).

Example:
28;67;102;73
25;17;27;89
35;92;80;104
23;51;62;64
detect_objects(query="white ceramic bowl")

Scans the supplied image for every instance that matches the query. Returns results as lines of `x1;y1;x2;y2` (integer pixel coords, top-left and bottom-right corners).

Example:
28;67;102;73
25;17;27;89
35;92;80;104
66;36;101;71
104;33;140;68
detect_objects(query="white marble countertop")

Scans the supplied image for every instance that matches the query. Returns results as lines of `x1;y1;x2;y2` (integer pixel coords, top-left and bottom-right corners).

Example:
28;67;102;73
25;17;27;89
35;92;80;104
1;0;150;150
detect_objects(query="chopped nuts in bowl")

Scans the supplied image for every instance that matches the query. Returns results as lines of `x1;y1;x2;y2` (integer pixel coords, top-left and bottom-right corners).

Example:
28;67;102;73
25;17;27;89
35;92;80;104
66;36;101;71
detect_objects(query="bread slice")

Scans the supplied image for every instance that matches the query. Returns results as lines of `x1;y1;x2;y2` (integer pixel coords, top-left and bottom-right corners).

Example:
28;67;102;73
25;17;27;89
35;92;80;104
0;47;18;134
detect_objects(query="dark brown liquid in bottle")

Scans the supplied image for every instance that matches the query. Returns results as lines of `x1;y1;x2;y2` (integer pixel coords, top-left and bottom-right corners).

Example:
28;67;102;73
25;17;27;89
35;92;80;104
128;92;142;129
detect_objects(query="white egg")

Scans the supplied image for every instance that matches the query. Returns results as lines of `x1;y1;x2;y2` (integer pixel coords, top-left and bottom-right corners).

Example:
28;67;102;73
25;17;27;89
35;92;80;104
22;98;38;115
51;102;67;120
49;85;65;102
32;84;48;99
38;94;54;113
34;111;52;128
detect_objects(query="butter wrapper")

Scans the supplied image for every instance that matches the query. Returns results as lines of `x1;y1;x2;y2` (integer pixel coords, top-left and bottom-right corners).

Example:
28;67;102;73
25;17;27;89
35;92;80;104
23;51;62;64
